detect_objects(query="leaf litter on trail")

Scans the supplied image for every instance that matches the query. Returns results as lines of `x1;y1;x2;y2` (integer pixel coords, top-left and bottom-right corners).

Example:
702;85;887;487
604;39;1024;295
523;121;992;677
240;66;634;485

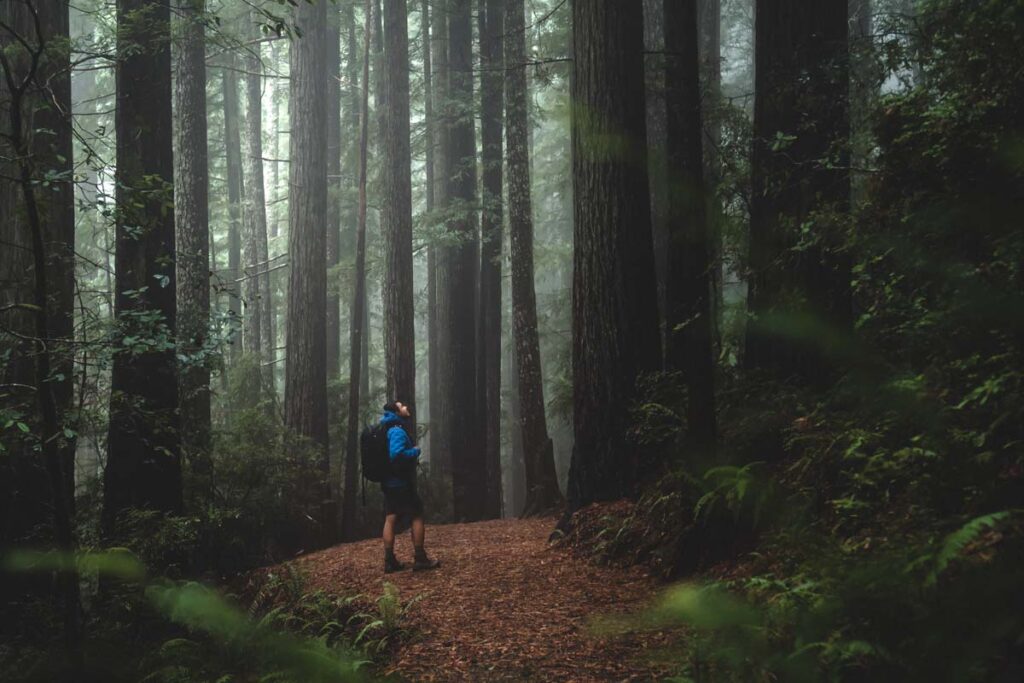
270;516;682;681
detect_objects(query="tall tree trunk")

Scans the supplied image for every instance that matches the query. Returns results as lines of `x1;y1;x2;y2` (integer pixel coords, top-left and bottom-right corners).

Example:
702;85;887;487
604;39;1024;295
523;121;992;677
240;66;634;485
505;0;561;516
565;0;661;512
242;13;273;397
478;0;504;519
421;0;439;465
223;63;244;365
745;0;851;378
382;0;417;424
175;0;212;470
505;338;526;517
428;0;451;478
270;40;283;240
343;0;374;541
664;0;717;451
327;3;343;382
443;0;483;521
0;0;81;650
105;0;182;527
643;0;668;358
286;0;330;537
697;0;723;351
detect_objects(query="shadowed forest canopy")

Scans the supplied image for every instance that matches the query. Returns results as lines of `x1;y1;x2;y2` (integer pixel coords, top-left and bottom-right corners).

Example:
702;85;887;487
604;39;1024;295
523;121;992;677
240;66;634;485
2;0;1023;680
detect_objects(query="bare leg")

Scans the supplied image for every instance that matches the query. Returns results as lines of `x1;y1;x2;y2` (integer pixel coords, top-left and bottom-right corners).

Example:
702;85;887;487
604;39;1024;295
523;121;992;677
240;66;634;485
383;513;397;551
411;516;425;549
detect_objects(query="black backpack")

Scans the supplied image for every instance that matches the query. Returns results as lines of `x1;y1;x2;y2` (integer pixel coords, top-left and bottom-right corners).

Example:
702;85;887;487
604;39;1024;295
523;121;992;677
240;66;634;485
360;423;391;484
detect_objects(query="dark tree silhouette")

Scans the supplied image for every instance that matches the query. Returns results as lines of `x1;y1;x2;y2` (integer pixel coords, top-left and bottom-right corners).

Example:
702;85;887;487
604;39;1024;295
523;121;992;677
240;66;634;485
565;0;660;512
478;0;505;518
443;0;485;521
745;0;851;378
664;0;717;449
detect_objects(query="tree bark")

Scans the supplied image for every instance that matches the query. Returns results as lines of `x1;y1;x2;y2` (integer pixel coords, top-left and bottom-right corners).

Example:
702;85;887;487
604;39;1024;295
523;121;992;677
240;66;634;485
428;0;451;478
664;0;717;451
327;2;343;382
745;0;851;378
241;12;273;399
565;0;661;512
421;0;441;471
0;0;81;650
443;0;484;521
478;0;505;519
382;0;417;426
505;0;561;516
175;0;212;470
644;0;668;358
342;0;374;541
223;63;244;365
285;0;330;511
105;0;182;527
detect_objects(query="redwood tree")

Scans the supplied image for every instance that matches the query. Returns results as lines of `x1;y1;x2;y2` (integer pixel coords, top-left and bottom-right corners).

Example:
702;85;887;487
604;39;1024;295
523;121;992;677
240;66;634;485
285;0;329;488
382;0;416;421
0;0;80;643
241;12;273;395
745;0;851;378
443;0;484;520
175;0;212;469
105;0;182;526
664;0;717;449
505;0;561;515
565;0;661;511
223;63;244;363
478;0;505;518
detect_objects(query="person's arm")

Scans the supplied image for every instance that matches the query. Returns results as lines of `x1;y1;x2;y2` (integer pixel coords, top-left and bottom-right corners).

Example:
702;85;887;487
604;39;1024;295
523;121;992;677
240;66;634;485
388;426;421;464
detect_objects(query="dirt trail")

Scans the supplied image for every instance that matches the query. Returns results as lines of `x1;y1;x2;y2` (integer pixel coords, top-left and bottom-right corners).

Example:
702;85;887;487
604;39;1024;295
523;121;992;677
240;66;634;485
292;517;678;681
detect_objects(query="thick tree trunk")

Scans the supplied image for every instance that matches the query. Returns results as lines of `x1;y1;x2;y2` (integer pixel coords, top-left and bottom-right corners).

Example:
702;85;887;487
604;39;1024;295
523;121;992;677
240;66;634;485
327;3;342;382
505;339;526;517
421;0;440;469
478;0;505;519
664;0;717;451
105;0;182;527
443;0;484;521
286;0;330;533
428;0;451;478
382;0;417;425
342;0;374;541
566;0;661;512
745;0;851;378
175;0;212;468
0;0;81;649
223;64;244;365
644;0;668;357
505;0;562;516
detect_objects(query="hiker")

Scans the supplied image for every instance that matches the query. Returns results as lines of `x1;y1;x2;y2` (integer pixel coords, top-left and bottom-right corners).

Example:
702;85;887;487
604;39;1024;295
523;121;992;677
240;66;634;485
379;401;440;573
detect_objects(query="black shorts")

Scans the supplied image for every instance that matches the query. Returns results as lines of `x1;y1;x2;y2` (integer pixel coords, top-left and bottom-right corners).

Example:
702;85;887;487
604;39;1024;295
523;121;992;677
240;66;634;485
382;485;424;518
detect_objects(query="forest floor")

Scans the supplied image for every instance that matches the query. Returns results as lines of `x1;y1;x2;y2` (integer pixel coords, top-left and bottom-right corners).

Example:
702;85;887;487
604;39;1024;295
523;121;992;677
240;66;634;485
287;516;681;682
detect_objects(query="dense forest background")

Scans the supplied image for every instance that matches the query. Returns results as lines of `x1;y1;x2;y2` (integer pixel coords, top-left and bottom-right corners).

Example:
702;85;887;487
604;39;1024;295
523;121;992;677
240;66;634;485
2;0;1023;680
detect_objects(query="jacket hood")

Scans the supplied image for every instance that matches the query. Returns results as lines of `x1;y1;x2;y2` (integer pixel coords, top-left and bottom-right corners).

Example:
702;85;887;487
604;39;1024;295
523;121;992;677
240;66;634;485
380;410;404;427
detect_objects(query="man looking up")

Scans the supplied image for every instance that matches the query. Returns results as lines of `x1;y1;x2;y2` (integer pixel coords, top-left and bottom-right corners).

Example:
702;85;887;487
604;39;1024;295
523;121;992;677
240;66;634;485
380;401;440;572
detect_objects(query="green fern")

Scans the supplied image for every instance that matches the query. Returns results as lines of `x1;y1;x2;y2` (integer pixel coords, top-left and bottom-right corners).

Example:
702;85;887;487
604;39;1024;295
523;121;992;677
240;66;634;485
927;509;1019;586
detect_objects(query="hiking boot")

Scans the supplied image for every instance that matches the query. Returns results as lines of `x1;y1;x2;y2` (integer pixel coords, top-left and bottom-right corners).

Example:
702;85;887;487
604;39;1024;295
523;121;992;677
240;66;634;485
412;549;440;571
384;550;405;574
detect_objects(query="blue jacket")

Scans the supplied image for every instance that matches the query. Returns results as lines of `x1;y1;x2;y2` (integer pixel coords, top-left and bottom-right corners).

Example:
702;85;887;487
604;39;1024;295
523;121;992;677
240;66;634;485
380;411;420;488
